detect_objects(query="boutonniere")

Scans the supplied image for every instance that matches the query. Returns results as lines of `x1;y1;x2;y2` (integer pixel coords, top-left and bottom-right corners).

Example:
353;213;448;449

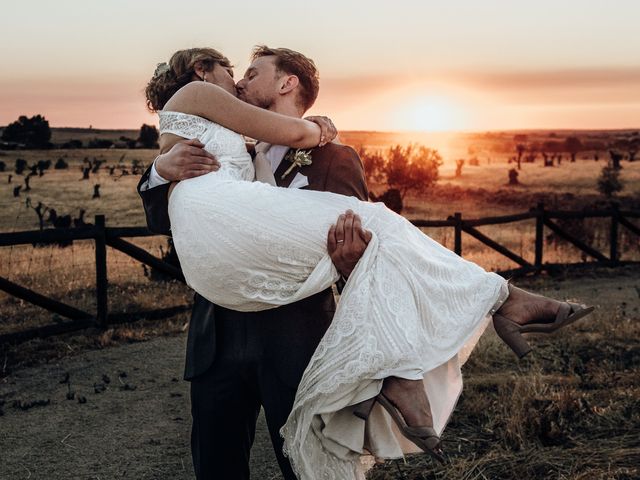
281;149;313;179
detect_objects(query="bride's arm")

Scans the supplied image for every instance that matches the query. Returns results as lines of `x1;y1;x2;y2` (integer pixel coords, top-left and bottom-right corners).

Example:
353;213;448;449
164;82;322;148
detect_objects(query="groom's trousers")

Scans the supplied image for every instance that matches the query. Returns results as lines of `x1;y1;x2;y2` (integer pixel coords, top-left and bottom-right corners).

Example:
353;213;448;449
188;290;334;480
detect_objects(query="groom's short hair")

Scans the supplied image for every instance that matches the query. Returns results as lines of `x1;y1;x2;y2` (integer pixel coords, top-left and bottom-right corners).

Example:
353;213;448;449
251;45;320;112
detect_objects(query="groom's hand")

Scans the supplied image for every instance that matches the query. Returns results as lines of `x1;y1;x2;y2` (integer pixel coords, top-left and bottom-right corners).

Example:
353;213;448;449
155;139;220;181
327;210;372;279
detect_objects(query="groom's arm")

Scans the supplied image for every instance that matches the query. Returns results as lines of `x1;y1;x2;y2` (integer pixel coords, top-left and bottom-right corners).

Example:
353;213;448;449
322;145;370;284
137;140;220;235
323;144;368;201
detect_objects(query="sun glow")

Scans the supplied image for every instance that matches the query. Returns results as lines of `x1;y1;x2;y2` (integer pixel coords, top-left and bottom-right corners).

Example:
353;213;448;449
391;95;466;132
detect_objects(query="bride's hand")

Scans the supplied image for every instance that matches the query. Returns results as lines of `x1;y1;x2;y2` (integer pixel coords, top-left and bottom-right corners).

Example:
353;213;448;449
304;116;337;147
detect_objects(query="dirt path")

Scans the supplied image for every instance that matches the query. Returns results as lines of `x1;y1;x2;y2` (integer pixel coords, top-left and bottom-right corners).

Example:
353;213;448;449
0;335;284;480
1;267;638;480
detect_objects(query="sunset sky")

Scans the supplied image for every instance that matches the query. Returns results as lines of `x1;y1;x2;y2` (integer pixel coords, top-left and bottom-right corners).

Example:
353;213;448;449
1;0;639;131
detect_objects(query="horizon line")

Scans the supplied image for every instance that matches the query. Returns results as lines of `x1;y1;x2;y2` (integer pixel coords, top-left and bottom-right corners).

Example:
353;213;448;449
7;125;638;134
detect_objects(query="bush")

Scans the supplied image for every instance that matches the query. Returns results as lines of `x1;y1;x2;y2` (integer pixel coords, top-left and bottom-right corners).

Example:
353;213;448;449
88;139;114;148
119;136;137;149
54;158;69;169
61;139;83;149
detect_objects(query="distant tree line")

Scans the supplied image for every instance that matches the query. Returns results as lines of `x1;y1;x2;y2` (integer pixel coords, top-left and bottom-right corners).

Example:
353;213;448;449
1;115;159;150
506;133;639;170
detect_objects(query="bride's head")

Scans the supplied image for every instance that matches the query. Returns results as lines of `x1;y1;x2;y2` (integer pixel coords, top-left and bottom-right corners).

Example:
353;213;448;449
145;47;235;112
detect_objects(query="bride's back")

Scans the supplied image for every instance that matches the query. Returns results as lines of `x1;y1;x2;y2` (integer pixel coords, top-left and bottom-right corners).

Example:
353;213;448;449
159;111;255;184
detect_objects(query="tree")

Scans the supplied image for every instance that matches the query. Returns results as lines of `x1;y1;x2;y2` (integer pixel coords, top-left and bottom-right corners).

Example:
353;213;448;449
359;143;443;214
1;115;51;148
515;143;526;169
629;138;639;162
37;159;51;176
508;168;519;185
609;150;624;170
357;146;385;186
542;140;563;154
564;136;583;162
383;144;442;201
597;165;623;198
138;124;159;148
15;158;27;175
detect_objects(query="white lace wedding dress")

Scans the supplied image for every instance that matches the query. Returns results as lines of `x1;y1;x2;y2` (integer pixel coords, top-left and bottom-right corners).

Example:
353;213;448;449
161;111;509;480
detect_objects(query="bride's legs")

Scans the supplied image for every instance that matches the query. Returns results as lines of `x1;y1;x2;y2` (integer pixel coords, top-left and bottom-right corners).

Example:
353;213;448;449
495;283;563;326
377;286;572;427
380;376;433;428
493;282;594;358
372;376;445;462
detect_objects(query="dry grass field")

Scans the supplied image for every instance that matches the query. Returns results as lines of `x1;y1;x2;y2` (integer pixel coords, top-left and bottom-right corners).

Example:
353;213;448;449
0;268;638;480
0;129;638;479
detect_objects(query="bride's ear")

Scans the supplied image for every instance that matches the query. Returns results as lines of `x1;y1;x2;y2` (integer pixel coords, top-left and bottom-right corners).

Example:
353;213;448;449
279;75;299;95
193;61;207;81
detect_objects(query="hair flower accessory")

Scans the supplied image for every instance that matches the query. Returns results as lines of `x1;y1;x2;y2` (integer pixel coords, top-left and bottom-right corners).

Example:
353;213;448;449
154;62;171;78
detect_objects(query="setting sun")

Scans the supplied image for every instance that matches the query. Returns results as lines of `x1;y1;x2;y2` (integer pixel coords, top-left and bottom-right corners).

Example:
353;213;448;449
391;95;465;132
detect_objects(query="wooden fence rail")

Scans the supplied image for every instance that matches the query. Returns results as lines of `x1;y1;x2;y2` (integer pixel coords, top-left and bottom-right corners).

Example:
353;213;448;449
1;204;639;344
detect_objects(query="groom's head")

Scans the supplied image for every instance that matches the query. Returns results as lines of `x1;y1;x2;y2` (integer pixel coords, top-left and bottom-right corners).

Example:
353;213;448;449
237;46;319;116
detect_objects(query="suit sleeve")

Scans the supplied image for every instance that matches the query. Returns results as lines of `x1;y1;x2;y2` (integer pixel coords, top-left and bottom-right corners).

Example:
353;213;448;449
137;166;172;236
323;146;369;293
323;146;369;201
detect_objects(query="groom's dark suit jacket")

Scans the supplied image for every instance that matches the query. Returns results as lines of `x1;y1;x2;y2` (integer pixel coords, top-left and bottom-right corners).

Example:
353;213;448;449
137;142;368;381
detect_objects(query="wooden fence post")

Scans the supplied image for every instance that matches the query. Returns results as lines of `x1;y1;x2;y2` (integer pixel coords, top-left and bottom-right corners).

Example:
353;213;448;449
95;215;108;328
535;202;544;268
454;212;462;256
610;202;619;263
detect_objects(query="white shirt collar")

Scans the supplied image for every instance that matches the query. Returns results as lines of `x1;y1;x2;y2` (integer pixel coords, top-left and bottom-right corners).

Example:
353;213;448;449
265;145;289;173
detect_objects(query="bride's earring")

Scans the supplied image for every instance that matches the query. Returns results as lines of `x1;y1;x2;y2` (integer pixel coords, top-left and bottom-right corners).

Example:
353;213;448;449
203;74;207;83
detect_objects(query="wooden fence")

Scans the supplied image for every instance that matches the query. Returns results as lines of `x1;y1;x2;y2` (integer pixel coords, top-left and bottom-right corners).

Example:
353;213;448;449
1;204;639;344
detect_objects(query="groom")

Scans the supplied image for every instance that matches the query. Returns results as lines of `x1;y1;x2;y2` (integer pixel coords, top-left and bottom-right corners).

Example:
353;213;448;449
137;46;369;479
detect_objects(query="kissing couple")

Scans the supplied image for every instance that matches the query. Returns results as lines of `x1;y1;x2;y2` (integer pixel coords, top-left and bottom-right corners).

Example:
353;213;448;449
137;45;594;480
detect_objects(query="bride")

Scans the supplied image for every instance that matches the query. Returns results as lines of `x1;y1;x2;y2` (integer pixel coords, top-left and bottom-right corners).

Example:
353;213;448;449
145;47;594;479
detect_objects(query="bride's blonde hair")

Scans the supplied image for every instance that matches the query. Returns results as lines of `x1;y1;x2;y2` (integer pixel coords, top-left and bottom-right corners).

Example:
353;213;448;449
145;47;232;112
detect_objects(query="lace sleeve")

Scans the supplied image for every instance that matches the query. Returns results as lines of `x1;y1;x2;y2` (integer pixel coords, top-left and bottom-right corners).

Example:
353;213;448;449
158;111;209;139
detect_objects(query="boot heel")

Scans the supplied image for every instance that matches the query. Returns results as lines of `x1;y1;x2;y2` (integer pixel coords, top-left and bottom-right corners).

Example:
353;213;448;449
493;314;532;358
353;397;376;420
